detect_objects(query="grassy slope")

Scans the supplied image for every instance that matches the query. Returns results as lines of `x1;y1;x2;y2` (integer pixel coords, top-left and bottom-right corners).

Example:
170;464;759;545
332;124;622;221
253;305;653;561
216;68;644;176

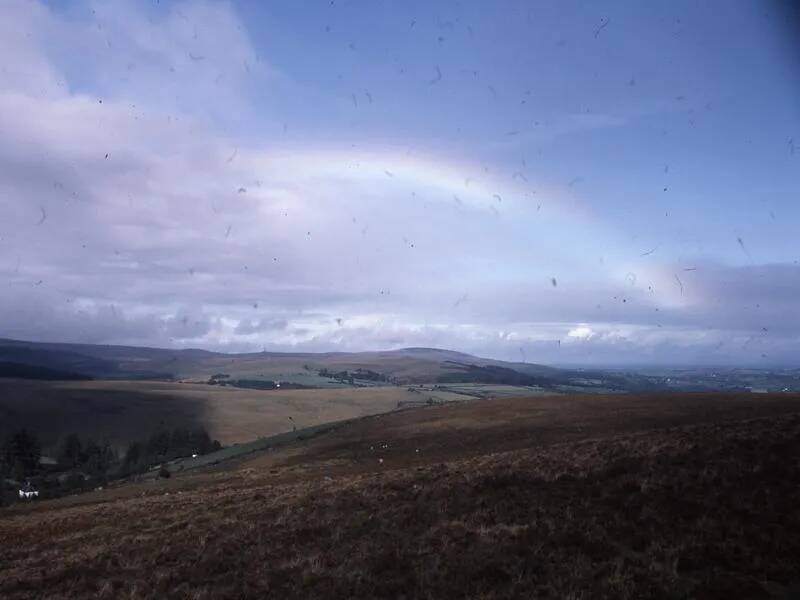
0;379;500;451
2;392;800;599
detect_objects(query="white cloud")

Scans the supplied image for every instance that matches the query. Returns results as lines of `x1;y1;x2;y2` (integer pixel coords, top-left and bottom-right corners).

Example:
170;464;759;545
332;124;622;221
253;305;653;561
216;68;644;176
0;1;797;366
567;325;594;340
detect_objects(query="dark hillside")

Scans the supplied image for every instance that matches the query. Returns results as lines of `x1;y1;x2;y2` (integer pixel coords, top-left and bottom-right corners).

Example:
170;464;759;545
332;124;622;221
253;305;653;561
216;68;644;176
2;393;800;599
0;362;92;381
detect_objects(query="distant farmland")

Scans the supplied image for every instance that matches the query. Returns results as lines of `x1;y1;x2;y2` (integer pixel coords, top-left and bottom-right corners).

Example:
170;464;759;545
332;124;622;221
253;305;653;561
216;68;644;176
0;379;544;452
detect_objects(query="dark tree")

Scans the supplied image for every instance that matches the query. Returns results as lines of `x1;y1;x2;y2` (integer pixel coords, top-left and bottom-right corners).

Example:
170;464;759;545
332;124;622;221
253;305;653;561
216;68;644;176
121;441;145;475
146;430;170;459
1;429;42;478
58;433;83;468
82;439;114;476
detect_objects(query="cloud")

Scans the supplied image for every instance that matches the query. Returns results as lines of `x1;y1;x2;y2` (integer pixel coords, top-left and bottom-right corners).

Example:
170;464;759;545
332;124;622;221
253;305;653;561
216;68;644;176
234;318;289;335
0;1;796;366
567;325;594;339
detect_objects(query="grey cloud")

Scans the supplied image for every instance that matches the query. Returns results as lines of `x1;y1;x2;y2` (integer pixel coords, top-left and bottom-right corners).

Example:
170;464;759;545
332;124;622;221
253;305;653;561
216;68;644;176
0;0;797;367
234;318;289;335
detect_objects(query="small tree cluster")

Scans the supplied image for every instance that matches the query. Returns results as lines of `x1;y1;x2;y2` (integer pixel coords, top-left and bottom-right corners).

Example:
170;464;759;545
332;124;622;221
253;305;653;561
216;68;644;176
57;434;115;477
318;368;391;385
121;427;221;476
1;429;42;481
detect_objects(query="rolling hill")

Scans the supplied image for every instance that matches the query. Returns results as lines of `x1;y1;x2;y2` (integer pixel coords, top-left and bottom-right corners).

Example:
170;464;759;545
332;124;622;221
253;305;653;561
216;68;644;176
0;338;635;389
3;392;800;599
3;338;797;456
0;338;664;453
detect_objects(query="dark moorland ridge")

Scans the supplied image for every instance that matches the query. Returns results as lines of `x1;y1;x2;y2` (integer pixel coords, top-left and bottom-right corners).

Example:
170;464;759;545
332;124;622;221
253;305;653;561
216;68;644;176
5;337;794;394
0;361;92;381
2;392;800;599
0;339;588;383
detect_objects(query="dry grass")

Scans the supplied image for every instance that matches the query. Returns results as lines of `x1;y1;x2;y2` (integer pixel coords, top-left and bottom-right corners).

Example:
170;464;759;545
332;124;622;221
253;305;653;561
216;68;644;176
0;379;444;449
2;392;800;599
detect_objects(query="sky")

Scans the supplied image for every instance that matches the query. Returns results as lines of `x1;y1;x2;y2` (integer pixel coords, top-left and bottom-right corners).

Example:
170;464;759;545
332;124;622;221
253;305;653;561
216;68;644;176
0;0;798;366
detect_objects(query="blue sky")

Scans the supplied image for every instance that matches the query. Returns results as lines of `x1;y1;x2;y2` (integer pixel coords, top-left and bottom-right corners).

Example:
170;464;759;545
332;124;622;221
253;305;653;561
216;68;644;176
1;0;798;365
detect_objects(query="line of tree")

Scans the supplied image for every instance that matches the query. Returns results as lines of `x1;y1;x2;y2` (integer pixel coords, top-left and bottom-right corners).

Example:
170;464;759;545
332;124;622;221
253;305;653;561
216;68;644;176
318;368;391;384
0;426;222;506
57;434;116;477
207;373;231;384
1;426;220;482
121;427;222;476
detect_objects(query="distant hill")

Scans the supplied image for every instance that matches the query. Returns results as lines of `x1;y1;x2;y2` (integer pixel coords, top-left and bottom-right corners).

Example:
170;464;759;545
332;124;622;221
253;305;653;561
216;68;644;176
0;338;584;388
0;338;662;453
0;361;92;381
10;337;780;395
0;340;174;380
1;338;795;456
